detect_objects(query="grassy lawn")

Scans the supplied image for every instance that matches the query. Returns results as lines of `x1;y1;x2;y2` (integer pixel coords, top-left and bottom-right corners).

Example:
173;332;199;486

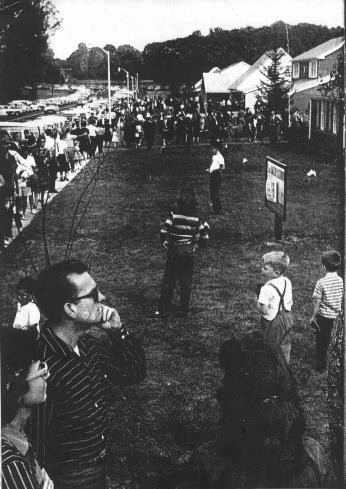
1;142;343;488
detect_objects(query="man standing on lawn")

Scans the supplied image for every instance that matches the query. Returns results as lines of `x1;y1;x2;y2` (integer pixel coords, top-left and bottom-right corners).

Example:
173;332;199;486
28;259;146;489
207;140;225;214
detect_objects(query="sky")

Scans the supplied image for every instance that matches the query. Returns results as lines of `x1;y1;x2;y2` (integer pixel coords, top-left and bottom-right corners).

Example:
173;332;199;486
50;0;344;59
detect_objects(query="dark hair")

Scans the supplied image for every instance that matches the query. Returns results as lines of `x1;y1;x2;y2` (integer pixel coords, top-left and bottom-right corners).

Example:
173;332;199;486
35;259;88;322
217;332;305;483
1;328;38;425
45;129;52;137
321;250;341;272
16;276;36;295
177;187;197;215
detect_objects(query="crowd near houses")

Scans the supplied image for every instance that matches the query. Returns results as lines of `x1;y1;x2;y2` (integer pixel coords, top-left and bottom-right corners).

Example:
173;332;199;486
193;35;344;142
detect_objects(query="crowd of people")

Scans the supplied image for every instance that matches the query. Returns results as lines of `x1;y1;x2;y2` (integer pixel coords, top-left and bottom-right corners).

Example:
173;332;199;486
0;91;301;250
1;93;343;489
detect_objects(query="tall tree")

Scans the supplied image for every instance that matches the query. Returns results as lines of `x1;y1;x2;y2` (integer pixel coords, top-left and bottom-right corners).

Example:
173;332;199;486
0;0;60;100
255;47;290;120
65;42;89;79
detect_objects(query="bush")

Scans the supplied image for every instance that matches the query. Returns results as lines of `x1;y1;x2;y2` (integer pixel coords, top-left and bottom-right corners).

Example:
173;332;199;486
287;124;309;151
309;129;338;160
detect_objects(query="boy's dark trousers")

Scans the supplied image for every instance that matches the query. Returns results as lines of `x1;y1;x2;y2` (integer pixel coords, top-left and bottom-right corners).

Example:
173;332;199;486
209;170;222;212
159;251;194;314
315;314;334;372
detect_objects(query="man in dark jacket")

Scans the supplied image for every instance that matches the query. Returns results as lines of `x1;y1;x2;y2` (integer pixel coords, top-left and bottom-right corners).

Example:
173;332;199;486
143;115;156;150
0;137;17;246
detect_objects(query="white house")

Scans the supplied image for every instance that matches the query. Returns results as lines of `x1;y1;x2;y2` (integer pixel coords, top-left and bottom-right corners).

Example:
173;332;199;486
196;61;251;104
230;48;292;111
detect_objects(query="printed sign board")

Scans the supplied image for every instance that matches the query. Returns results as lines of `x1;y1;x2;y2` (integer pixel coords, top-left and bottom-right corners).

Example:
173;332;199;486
265;156;287;220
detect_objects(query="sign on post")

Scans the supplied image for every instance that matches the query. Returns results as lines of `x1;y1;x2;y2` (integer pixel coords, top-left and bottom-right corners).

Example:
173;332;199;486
265;156;287;240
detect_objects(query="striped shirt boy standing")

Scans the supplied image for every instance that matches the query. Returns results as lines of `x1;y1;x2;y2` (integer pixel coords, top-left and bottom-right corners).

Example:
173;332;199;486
310;250;343;372
156;187;209;318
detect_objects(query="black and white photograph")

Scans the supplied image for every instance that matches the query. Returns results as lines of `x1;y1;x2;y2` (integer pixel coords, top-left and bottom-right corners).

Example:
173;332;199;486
0;0;344;488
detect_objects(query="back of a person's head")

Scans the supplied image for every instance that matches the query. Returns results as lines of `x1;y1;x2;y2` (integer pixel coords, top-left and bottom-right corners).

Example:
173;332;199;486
1;328;38;426
45;128;52;137
321;250;341;272
35;259;88;323
177;187;197;215
217;332;305;472
262;250;290;275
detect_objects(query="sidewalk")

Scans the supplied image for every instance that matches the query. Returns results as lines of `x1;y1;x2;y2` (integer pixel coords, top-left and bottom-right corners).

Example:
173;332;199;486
3;160;90;251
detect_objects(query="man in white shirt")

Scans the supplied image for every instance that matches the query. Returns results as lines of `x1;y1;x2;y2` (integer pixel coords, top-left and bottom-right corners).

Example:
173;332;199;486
207;140;225;214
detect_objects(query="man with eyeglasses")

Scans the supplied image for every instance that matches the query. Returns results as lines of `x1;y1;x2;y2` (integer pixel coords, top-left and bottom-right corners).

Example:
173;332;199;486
28;259;146;489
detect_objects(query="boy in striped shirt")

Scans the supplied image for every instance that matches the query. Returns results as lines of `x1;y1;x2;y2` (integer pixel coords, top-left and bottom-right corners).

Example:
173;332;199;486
156;187;209;318
310;250;343;372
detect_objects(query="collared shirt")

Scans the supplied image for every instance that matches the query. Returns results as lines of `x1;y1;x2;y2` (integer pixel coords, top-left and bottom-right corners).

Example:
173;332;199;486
2;426;43;489
209;152;225;173
313;272;344;319
28;325;145;474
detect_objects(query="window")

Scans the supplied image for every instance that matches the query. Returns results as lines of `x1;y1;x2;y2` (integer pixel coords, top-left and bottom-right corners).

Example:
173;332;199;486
320;101;326;131
332;103;337;134
292;63;300;79
308;60;317;78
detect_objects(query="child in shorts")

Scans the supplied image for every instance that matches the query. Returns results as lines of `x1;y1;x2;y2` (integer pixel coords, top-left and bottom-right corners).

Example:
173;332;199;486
255;251;293;363
310;250;343;373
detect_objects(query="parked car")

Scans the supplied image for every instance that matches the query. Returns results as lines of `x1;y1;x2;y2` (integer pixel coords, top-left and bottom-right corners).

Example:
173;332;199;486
9;100;32;112
28;102;40;111
6;103;27;116
43;104;59;114
0;105;9;117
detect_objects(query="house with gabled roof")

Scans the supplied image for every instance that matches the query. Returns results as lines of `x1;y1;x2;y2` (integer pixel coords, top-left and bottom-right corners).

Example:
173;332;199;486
230;48;292;112
289;36;344;137
196;61;251;105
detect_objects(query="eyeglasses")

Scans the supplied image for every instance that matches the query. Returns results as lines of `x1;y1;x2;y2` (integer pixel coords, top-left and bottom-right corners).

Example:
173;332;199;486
26;361;50;381
73;286;100;303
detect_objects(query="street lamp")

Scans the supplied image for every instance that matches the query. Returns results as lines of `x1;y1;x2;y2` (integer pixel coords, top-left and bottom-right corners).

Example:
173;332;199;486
118;66;129;106
130;76;136;93
100;48;111;124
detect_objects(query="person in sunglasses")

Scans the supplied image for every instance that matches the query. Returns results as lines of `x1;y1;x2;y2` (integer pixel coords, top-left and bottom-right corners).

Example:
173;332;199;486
1;328;54;489
28;259;146;489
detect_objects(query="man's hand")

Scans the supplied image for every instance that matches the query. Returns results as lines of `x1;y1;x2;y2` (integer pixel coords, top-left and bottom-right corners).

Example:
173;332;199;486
162;241;168;250
99;305;122;331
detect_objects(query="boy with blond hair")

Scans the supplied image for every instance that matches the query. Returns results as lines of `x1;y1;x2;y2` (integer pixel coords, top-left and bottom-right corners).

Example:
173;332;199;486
255;251;293;363
310;250;343;373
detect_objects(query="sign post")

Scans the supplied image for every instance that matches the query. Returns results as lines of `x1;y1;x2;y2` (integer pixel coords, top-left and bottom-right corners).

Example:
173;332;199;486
265;156;287;241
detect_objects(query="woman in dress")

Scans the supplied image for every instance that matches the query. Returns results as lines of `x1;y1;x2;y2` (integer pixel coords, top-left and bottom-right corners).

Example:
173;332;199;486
1;328;54;489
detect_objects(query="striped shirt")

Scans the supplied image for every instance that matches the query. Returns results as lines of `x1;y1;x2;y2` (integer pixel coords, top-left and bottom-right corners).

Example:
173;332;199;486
27;325;145;474
160;212;209;247
313;272;344;319
1;438;41;489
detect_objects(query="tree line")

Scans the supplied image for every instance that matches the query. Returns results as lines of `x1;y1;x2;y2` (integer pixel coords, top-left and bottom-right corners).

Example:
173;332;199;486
0;1;343;101
60;21;343;84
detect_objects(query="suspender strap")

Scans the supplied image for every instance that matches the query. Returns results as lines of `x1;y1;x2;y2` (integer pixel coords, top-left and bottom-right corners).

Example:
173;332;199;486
268;280;287;313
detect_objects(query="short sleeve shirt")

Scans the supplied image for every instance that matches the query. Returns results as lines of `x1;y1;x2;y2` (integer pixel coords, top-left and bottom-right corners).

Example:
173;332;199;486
258;276;293;321
209;152;225;173
13;302;40;330
312;272;343;319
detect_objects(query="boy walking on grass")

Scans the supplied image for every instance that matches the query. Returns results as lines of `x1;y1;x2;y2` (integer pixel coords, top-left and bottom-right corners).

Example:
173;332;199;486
310;250;343;373
255;251;293;363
